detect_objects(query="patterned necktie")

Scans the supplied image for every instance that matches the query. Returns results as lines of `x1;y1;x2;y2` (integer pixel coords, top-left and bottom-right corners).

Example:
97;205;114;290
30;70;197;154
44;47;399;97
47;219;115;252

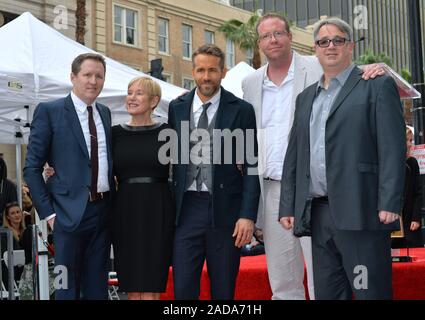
196;102;211;191
87;105;98;195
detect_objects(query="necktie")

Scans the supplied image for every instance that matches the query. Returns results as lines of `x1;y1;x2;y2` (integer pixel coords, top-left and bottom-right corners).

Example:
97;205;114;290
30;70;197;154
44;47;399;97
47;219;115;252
197;102;211;130
87;105;98;195
196;102;211;191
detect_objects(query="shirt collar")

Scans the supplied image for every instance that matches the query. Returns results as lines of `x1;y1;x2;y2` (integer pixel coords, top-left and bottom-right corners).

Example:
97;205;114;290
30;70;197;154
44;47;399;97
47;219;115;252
71;91;97;114
317;63;355;93
193;87;221;113
263;52;295;87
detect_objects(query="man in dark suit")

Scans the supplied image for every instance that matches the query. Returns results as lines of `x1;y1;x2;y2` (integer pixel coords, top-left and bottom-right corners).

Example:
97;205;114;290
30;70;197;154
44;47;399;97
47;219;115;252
168;44;260;299
24;53;114;300
279;18;406;300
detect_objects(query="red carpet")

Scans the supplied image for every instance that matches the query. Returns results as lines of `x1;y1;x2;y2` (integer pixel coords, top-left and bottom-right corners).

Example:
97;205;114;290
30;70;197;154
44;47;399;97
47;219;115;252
160;248;425;300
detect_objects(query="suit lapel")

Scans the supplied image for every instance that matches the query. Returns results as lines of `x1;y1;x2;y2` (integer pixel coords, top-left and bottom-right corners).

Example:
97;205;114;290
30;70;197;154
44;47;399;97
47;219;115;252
328;67;363;119
174;90;193;137
64;95;89;159
292;52;308;108
215;88;238;131
251;66;266;131
212;88;239;192
301;86;317;139
174;90;194;189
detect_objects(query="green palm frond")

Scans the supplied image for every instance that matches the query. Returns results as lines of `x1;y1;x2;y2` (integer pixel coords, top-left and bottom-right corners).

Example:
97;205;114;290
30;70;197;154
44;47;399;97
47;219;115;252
218;12;261;68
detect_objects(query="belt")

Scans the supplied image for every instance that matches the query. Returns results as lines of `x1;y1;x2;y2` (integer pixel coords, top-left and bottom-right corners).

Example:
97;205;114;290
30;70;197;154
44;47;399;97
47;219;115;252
314;196;329;202
263;177;280;182
121;177;168;184
89;191;110;202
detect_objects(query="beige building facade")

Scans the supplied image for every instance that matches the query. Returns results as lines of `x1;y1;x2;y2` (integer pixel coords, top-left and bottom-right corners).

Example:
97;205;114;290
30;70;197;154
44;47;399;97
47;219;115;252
0;0;314;181
92;0;314;89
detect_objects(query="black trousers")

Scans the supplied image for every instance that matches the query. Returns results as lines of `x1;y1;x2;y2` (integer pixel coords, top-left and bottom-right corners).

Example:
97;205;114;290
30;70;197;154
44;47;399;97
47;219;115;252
172;191;241;300
311;198;393;300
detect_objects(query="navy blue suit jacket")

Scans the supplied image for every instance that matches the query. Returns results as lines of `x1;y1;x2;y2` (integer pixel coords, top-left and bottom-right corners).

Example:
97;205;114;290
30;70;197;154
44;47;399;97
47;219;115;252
24;94;114;232
168;87;260;227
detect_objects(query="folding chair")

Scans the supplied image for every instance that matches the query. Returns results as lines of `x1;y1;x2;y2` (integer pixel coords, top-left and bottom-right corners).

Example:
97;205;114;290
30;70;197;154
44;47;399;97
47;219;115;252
2;250;25;299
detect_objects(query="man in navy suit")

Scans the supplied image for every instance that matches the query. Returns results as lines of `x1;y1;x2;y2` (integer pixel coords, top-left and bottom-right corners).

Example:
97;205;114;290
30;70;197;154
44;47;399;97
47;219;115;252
168;44;260;299
24;53;114;300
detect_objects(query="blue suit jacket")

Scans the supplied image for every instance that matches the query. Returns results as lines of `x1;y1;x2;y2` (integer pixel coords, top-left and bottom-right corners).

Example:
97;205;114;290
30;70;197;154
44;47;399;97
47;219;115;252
168;87;260;227
24;94;114;232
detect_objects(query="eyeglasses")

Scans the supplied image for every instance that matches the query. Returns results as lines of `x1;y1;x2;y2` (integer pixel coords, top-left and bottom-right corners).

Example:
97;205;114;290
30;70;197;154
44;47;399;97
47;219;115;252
258;31;288;42
315;37;350;48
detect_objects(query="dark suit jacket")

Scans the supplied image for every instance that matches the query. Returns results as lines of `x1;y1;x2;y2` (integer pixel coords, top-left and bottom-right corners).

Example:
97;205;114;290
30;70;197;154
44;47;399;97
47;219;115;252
279;67;406;236
24;94;115;232
168;87;260;227
403;157;423;224
392;156;423;247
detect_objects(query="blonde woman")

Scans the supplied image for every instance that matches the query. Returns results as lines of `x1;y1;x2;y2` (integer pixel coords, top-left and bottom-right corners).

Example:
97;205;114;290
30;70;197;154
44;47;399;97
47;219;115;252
1;202;27;286
112;77;175;300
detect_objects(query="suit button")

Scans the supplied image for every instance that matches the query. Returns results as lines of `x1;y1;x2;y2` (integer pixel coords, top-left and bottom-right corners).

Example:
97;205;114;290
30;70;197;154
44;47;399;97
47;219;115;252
220;184;224;189
174;181;177;186
306;174;310;178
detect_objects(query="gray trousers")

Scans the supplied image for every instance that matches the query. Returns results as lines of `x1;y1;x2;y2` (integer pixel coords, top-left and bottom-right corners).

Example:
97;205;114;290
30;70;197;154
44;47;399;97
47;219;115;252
311;198;392;300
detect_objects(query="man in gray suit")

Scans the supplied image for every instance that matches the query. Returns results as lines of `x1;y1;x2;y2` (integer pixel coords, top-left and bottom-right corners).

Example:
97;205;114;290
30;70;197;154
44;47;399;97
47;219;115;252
279;17;405;299
242;13;382;300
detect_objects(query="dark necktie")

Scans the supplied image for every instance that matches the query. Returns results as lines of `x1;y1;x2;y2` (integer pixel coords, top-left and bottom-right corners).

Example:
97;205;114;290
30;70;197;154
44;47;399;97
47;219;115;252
197;102;211;130
196;102;211;191
87;105;98;195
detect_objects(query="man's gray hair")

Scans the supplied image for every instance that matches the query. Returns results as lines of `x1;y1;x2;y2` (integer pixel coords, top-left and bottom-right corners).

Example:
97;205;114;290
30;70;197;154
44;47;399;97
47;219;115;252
313;17;353;42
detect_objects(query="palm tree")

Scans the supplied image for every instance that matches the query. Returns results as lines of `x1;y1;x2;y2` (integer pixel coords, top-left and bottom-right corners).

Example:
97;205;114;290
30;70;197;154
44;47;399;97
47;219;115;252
75;0;86;45
219;12;262;69
356;49;393;67
401;68;412;83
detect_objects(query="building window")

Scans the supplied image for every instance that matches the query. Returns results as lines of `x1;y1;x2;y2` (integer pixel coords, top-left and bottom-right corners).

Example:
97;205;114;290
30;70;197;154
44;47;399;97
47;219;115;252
162;73;172;83
226;39;235;68
158;18;169;54
182;24;193;59
246;48;253;66
182;77;195;90
113;5;137;46
205;30;215;44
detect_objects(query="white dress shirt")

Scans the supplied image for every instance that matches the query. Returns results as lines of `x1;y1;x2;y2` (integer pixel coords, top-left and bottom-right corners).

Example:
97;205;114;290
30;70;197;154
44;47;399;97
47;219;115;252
187;88;221;191
71;91;109;192
261;57;294;180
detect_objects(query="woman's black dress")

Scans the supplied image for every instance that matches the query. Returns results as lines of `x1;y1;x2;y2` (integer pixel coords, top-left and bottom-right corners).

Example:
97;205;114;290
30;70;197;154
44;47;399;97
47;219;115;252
112;123;174;292
392;157;423;248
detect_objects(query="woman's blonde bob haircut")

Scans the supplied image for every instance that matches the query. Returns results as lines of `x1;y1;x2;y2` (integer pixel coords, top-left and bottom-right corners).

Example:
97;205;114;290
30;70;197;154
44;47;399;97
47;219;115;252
127;76;162;105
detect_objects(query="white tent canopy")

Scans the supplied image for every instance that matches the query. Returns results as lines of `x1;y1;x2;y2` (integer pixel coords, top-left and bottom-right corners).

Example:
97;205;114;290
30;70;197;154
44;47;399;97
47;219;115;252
0;12;187;145
221;61;255;99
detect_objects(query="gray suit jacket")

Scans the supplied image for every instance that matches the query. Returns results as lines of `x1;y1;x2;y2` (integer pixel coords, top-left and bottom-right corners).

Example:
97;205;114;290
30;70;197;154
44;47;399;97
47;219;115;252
242;51;323;227
279;66;406;236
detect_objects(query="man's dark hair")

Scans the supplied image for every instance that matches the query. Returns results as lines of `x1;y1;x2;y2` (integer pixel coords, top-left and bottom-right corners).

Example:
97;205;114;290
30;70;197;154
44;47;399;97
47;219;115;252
71;53;106;75
192;44;225;70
